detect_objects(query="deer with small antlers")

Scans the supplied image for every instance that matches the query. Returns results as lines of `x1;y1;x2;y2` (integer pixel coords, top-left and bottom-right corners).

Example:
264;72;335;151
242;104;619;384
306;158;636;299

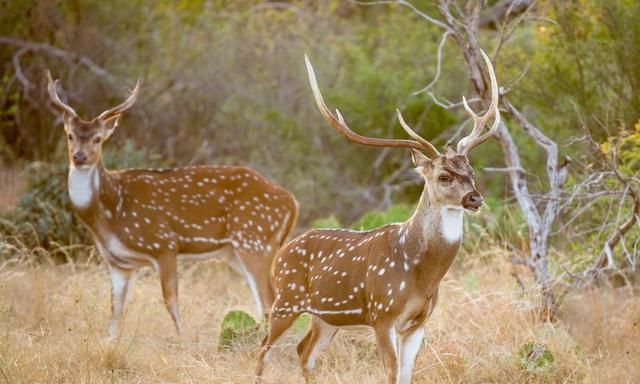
255;50;500;383
46;72;298;338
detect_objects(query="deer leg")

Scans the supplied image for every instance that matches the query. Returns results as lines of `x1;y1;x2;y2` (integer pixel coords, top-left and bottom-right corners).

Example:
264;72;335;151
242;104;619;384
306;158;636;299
158;253;183;336
397;326;425;384
255;312;298;378
108;265;134;339
374;324;400;384
235;249;275;319
297;316;338;381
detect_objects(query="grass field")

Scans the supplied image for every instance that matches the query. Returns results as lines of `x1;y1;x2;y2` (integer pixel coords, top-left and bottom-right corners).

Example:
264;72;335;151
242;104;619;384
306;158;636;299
0;250;638;383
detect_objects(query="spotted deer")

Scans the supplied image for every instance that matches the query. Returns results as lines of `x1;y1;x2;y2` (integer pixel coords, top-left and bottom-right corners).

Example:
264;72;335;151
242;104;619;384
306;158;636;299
255;50;500;383
46;72;298;338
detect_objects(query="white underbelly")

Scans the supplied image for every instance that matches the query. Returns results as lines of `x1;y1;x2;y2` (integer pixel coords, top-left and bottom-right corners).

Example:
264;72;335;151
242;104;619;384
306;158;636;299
178;246;233;262
103;235;159;269
95;231;234;269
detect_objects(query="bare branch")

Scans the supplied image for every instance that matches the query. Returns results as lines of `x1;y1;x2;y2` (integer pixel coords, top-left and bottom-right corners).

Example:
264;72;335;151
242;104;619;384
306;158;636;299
352;0;453;31
483;166;527;174
0;36;116;86
413;30;452;96
12;47;34;90
479;0;535;29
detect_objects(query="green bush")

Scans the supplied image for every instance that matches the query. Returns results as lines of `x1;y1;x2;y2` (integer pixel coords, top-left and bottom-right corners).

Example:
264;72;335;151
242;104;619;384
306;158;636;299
518;341;555;372
311;215;342;229
218;310;258;350
352;204;413;230
0;161;87;260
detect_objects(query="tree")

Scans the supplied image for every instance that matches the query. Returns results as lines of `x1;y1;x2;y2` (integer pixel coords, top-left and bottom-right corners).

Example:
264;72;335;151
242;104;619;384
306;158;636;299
358;0;568;318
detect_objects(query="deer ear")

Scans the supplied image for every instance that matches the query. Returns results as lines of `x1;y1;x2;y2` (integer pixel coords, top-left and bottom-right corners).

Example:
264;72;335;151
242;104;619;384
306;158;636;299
103;114;121;139
410;149;431;167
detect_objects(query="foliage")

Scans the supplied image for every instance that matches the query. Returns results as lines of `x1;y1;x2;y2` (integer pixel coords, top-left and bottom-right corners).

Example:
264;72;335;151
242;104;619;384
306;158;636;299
0;161;85;258
506;0;640;148
313;203;413;232
600;119;640;176
311;215;342;229
518;341;555;372
0;141;165;259
492;0;640;262
217;310;258;350
352;204;413;230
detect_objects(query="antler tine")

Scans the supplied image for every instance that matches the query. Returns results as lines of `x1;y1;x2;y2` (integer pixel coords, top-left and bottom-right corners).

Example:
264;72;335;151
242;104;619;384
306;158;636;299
46;70;78;117
456;49;501;155
97;78;142;121
305;55;428;152
395;109;441;158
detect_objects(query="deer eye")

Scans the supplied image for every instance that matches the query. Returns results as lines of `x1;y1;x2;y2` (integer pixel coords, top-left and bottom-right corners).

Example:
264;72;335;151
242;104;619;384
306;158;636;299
438;173;452;183
67;134;73;141
93;137;101;144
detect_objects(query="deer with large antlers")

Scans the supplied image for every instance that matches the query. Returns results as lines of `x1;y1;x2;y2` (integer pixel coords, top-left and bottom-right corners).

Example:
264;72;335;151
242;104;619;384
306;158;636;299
255;50;500;383
46;72;298;338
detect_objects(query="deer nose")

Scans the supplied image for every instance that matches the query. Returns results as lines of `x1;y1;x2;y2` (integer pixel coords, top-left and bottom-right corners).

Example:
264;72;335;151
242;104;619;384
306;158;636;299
462;191;483;211
73;151;88;165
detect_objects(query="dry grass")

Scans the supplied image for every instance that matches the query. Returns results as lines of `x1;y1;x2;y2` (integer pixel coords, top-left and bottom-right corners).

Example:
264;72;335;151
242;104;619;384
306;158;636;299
0;252;638;383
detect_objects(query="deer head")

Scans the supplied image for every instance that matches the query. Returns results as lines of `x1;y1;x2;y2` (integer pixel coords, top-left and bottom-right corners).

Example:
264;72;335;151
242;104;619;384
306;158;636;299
46;71;141;169
304;49;500;213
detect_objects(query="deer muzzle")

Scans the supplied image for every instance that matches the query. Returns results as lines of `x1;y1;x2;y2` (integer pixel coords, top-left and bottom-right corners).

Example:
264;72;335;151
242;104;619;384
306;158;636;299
462;191;483;212
72;151;88;166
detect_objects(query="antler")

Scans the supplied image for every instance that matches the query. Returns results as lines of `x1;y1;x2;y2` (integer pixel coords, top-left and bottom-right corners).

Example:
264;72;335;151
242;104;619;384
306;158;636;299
46;71;141;121
97;78;142;120
305;55;441;158
396;109;441;157
46;70;78;117
456;49;501;155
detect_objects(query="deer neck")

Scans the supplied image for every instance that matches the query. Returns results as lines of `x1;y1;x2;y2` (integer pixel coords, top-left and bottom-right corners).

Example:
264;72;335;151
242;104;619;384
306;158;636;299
400;186;464;279
68;160;117;225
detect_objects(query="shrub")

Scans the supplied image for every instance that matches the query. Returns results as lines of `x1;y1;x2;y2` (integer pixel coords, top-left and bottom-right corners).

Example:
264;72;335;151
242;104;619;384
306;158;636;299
218;310;258;350
518;341;555;372
352;204;413;230
310;215;342;229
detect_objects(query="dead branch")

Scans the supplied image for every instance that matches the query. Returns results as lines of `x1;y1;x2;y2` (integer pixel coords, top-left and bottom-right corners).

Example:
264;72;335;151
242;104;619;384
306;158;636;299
0;36;116;87
585;137;640;271
479;0;535;29
352;0;452;31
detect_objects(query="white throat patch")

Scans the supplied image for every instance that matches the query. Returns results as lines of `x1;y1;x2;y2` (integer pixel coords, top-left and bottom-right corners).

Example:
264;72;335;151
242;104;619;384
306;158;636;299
439;206;464;243
68;166;99;208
